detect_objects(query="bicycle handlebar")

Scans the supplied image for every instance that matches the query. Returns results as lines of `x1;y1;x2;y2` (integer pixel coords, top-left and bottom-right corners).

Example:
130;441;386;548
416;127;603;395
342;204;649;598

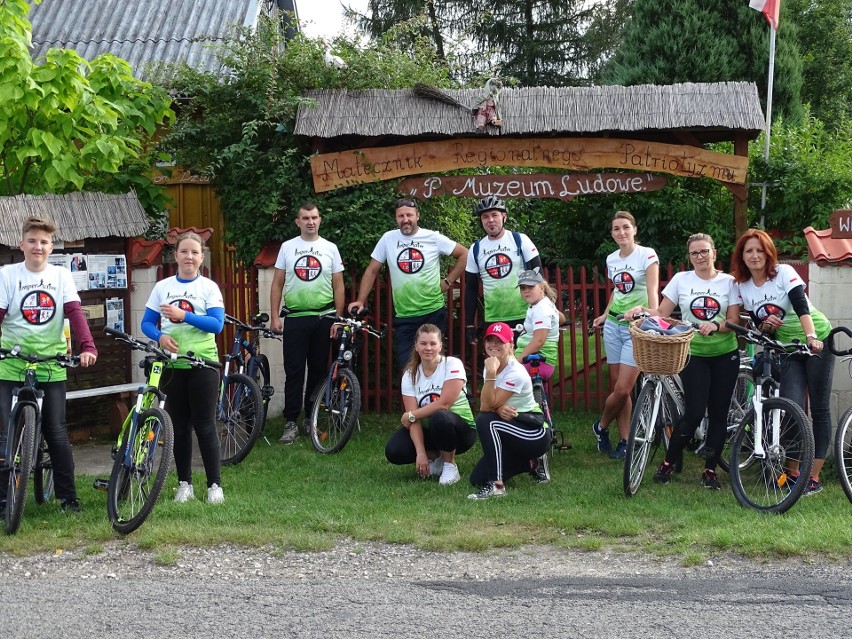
0;347;80;368
827;326;852;357
724;321;813;355
104;327;222;369
320;310;386;339
225;314;284;338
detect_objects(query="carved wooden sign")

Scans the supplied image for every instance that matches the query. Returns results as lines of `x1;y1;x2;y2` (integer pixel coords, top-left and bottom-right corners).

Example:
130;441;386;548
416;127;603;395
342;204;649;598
310;137;748;193
830;210;852;239
397;173;667;201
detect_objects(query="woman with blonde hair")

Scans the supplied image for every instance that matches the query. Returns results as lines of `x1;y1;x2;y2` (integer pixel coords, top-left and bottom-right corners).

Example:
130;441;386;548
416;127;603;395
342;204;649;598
385;324;476;485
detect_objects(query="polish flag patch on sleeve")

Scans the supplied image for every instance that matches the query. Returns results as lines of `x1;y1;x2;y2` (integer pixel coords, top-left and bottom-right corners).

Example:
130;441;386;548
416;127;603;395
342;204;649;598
450;369;460;374
505;381;516;387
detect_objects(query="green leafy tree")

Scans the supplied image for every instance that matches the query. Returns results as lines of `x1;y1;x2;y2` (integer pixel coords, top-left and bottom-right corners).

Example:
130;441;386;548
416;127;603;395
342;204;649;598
160;17;469;268
603;0;805;123
353;0;630;85
0;0;173;217
787;0;852;130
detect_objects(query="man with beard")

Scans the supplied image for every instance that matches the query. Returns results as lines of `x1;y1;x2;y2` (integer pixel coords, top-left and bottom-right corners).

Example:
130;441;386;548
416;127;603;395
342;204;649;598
349;199;467;369
464;196;541;345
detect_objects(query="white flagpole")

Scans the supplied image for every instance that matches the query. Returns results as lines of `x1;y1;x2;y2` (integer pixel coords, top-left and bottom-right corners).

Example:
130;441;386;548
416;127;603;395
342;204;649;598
759;22;777;225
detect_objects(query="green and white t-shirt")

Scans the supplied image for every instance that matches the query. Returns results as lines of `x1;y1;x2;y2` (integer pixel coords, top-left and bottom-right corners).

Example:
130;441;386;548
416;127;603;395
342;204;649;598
371;228;456;318
488;358;542;415
274;236;344;317
465;232;538;322
515;296;560;371
0;262;79;382
607;245;659;324
401;355;474;426
661;270;740;357
145;275;224;368
738;264;831;343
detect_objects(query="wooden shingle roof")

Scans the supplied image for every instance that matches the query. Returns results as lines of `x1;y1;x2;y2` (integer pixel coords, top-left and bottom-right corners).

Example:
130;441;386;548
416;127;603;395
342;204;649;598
0;191;149;247
295;82;766;144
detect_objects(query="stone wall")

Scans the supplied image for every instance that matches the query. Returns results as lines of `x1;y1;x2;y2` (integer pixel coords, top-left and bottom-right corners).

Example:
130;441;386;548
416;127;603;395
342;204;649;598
808;263;852;421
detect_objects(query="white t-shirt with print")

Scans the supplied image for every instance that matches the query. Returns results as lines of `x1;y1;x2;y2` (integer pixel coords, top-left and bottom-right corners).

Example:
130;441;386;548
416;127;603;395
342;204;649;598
401;355;474;425
274;236;344;317
515;296;560;366
485;357;541;414
371;228;456;318
0;262;80;382
606;245;659;322
146;275;224;367
465;231;538;322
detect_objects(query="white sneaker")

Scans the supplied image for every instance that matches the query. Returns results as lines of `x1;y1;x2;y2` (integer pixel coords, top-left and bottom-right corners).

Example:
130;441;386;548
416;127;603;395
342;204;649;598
207;483;224;504
428;457;445;477
175;481;195;503
438;461;460;486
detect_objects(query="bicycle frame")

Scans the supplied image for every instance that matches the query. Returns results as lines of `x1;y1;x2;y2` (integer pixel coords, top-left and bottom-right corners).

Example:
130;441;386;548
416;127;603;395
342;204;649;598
116;359;166;468
6;366;43;469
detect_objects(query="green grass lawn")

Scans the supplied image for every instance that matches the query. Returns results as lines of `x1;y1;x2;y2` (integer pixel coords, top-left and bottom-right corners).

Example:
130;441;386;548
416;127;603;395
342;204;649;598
3;410;852;562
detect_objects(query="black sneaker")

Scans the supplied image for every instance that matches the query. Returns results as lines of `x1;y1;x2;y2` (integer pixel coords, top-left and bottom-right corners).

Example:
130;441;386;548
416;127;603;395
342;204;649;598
60;498;82;514
530;455;551;484
701;469;721;491
803;477;823;496
592;420;612;454
609;439;627;459
653;461;674;484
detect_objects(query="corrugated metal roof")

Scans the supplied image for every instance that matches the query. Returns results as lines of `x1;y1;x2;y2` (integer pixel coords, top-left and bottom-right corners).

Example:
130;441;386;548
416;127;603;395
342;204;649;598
28;0;260;81
295;82;766;141
0;191;149;247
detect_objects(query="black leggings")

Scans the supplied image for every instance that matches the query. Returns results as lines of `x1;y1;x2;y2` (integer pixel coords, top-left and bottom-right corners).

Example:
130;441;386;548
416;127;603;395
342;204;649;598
470;411;550;486
163;367;221;487
385;409;476;464
665;350;739;471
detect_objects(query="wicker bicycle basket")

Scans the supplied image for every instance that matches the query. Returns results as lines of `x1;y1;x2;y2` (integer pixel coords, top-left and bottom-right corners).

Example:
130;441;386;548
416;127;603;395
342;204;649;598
628;317;695;375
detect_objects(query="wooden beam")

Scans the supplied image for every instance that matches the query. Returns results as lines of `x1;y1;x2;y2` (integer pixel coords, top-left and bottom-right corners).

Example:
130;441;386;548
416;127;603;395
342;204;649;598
733;133;750;238
310;137;750;193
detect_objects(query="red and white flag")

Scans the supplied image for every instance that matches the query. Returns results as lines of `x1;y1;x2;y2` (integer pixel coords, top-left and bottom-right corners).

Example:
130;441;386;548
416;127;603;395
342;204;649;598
749;0;780;30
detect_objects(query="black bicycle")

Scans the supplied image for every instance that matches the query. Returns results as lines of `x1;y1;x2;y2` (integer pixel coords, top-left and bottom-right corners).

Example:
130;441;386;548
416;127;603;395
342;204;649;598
308;310;384;454
827;326;852;504
0;347;79;535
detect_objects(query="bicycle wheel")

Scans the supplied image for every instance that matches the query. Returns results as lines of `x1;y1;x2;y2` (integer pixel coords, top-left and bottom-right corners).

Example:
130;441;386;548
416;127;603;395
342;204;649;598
624;382;661;497
250;354;272;425
834;406;852;504
5;405;37;535
309;368;361;454
729;397;813;514
218;374;264;465
107;407;174;535
719;367;755;473
33;436;53;505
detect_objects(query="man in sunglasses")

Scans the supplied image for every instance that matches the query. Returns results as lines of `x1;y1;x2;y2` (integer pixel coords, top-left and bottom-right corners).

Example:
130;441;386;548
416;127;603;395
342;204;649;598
349;198;468;369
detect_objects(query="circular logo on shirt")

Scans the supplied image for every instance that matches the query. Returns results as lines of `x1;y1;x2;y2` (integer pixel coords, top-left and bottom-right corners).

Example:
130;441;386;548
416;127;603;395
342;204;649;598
418;392;441;407
484;253;513;279
756;303;785;321
168;299;195;323
690;296;721;321
21;290;56;325
396;248;424;274
613;272;635;294
294;255;322;282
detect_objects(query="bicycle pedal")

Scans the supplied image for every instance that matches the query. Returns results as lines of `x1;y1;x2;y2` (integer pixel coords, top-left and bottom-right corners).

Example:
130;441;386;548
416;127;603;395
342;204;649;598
554;442;573;451
93;478;109;491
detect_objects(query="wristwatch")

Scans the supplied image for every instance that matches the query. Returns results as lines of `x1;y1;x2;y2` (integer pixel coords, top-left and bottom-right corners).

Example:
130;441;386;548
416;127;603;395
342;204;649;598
407;411;416;423
806;332;818;340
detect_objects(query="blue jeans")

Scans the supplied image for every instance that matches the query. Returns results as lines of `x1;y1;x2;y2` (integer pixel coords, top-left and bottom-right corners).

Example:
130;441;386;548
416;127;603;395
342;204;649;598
780;350;835;459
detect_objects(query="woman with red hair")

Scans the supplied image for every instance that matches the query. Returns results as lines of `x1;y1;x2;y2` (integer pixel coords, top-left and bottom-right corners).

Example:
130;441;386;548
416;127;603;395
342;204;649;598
731;229;834;495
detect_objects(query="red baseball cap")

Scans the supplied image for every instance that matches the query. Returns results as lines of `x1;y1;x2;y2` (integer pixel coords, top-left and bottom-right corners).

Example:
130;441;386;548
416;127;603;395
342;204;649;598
484;322;513;343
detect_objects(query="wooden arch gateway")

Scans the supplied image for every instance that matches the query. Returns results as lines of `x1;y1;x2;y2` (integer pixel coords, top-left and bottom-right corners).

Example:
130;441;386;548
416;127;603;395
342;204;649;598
295;82;766;236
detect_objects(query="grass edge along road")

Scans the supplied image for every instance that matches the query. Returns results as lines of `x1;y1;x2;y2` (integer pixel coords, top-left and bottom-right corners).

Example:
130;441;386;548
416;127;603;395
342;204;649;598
2;411;851;562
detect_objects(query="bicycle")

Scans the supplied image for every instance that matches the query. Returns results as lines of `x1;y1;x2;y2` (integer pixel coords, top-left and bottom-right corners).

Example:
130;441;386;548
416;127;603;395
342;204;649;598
827;326;852;504
101;327;221;534
0;346;79;535
218;313;280;465
724;321;814;514
308;310;384;454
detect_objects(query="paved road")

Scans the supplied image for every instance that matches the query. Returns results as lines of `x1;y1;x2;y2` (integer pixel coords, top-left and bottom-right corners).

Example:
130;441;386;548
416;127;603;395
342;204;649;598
0;541;849;638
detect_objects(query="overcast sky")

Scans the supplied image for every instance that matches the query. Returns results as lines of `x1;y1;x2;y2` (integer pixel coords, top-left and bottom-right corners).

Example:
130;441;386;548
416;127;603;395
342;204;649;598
296;0;369;40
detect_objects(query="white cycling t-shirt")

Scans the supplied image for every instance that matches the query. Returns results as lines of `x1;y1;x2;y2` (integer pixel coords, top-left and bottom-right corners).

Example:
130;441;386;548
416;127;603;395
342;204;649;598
371;228;456;318
274;236;344;317
465;231;538;322
401;355;474;426
485;357;541;414
606;245;659;323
